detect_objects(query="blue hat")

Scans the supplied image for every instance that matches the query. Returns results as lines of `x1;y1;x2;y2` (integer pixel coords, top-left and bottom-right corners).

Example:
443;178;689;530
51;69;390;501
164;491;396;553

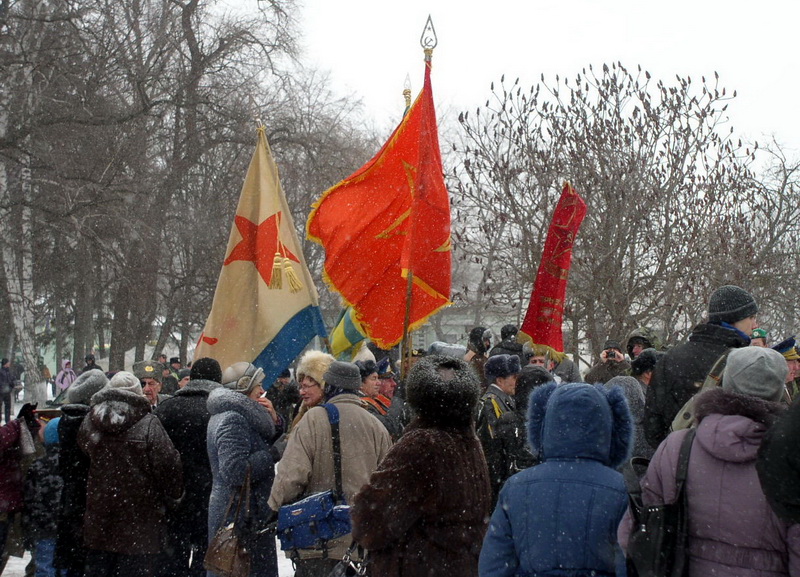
44;417;61;446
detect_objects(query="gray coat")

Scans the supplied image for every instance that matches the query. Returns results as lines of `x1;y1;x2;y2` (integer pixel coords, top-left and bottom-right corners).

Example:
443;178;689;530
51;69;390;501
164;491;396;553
206;388;276;538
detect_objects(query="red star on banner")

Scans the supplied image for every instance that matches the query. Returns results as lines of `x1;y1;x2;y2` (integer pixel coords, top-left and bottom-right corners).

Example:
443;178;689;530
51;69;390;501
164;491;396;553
224;212;299;286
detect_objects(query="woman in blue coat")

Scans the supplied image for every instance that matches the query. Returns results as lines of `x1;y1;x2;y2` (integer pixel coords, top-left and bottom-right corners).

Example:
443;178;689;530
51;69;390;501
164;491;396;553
479;382;632;577
207;363;280;577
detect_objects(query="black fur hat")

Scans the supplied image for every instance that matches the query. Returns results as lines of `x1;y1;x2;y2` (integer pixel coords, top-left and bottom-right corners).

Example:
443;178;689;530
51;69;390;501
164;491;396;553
406;355;480;429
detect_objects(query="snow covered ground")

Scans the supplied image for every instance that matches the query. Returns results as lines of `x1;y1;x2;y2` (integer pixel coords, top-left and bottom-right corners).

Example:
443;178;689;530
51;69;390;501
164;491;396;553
2;544;296;576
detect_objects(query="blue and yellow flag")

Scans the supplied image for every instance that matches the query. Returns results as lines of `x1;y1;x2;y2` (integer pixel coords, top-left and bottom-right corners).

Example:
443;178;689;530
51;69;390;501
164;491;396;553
330;307;367;360
195;126;326;387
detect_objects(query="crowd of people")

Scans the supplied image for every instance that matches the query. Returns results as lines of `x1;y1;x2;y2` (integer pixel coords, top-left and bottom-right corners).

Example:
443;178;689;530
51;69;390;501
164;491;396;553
1;284;800;577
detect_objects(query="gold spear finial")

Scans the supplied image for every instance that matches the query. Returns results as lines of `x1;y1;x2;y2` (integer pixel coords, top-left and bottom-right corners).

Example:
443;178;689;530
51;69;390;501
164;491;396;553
420;15;437;62
403;74;412;109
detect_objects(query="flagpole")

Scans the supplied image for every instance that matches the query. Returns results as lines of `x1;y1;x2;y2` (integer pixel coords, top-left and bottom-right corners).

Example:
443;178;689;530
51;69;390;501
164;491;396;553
400;16;438;380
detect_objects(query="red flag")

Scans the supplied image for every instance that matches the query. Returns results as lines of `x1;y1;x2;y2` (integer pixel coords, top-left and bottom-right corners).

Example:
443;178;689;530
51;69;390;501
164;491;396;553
519;183;587;354
307;60;451;349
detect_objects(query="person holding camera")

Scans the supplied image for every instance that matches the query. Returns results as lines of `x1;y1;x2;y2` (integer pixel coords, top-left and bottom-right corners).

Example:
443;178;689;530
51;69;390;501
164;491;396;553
584;340;631;384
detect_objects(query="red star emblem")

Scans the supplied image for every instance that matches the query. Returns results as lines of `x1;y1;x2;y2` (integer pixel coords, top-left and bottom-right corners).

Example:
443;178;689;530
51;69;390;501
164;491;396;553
224;212;299;286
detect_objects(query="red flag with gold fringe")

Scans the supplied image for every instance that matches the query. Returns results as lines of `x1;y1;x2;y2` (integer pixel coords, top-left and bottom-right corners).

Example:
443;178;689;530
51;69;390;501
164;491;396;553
306;59;451;349
519;182;587;355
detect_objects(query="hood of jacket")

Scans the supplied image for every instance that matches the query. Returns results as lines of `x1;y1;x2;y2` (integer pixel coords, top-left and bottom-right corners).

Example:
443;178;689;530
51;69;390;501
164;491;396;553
88;388;151;434
207;386;275;440
528;382;632;467
694;387;784;463
689;322;750;349
625;327;662;354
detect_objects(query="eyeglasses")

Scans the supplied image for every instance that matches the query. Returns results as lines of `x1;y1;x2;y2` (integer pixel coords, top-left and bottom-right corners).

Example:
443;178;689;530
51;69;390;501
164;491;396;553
299;382;320;391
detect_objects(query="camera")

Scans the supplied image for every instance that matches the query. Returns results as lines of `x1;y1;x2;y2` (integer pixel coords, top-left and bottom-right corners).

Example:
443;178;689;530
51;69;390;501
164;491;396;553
604;348;619;361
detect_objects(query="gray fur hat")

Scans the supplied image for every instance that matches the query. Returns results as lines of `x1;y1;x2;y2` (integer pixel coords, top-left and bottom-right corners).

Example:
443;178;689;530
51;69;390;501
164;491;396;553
406;355;480;428
66;369;109;405
485;354;522;382
322;361;362;392
723;347;787;402
108;371;143;396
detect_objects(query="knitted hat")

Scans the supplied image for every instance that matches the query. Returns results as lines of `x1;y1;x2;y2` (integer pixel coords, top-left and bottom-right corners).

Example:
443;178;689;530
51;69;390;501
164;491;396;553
723;347;787;402
191;357;222;383
221;362;265;395
177;368;191;380
603;339;623;352
630;348;665;376
296;350;335;386
485;354;522;382
132;360;163;383
108;371;143;396
44;417;61;446
323;361;362;391
708;285;758;324
66;369;109;405
406;355;480;428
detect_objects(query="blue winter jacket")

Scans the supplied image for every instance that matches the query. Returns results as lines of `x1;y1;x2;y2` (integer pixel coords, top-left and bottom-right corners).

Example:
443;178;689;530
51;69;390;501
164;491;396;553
479;383;631;577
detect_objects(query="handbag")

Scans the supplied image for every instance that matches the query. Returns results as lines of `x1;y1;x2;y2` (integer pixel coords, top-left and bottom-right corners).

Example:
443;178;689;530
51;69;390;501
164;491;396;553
204;469;252;577
278;403;352;553
627;428;695;577
328;542;368;577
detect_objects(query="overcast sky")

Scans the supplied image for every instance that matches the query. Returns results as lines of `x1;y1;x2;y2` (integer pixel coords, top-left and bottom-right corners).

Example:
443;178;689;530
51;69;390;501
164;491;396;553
228;0;800;153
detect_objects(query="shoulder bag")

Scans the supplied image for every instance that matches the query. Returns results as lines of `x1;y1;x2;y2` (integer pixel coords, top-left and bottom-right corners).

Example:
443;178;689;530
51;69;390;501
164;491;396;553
277;403;352;554
204;468;252;577
627;428;696;577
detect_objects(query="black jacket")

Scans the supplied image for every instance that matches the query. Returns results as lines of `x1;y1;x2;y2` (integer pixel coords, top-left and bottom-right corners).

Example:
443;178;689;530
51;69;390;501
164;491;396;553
153;379;216;542
55;403;91;573
489;338;525;367
757;396;800;524
643;322;748;449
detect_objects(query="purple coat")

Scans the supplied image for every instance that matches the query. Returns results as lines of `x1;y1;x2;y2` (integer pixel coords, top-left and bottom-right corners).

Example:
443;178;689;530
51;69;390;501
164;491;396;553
620;388;800;576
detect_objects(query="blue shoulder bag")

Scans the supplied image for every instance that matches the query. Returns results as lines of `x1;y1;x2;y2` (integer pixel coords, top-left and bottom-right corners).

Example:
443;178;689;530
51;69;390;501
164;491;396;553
277;403;352;555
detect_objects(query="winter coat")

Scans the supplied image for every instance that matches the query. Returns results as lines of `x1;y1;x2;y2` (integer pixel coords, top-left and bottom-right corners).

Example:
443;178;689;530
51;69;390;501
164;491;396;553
479;383;632;577
585;358;631;385
265;380;300;426
55;360;77;391
206;387;277;546
621;388;800;576
553;357;582;383
0;419;24;513
360;393;403;441
23;446;62;541
488;338;525;368
758;396;800;524
154;379;216;543
268;393;392;561
78;388;183;555
55;403;92;573
606;376;653;490
0;366;13;395
352;420;491;577
476;384;522;505
644;322;749;449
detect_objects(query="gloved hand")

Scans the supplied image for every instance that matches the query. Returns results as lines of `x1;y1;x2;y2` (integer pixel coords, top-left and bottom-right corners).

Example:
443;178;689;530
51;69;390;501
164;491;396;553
16;402;37;425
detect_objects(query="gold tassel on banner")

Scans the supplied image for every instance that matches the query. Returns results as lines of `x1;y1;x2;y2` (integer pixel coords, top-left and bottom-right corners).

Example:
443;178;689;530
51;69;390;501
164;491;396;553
269;252;283;289
283;258;303;293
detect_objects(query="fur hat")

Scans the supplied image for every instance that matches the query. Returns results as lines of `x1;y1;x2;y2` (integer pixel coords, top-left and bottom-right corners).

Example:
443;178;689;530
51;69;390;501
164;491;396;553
708;285;758;324
355;359;378;382
66;369;109;405
323;361;362;392
108;371;143;396
723;347;787;402
630;348;664;376
296;350;335;386
132;360;163;383
221;362;265;395
191;357;222;383
406;355;480;428
528;382;633;468
485;354;522;382
500;324;518;340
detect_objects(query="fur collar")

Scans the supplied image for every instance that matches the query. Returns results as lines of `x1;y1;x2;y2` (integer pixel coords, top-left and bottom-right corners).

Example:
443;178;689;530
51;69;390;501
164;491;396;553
695;387;784;427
